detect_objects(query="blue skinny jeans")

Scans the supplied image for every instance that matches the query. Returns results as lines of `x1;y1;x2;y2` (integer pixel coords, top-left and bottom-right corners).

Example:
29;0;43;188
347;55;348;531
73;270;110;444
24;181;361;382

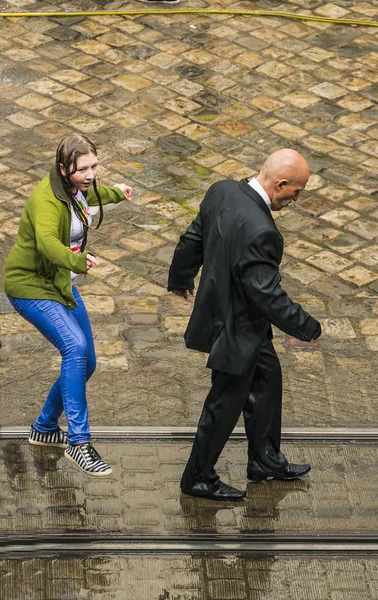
7;286;95;445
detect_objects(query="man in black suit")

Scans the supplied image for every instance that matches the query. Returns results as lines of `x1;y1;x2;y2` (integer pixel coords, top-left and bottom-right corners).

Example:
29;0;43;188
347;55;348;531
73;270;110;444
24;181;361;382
168;149;322;501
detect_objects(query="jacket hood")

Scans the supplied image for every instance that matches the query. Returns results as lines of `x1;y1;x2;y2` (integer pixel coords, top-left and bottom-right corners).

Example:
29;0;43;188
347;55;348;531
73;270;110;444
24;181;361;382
49;166;71;205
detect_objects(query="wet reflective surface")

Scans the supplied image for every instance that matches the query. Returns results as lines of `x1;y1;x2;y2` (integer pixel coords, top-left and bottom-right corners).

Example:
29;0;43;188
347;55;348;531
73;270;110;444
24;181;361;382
2;554;378;600
1;440;377;535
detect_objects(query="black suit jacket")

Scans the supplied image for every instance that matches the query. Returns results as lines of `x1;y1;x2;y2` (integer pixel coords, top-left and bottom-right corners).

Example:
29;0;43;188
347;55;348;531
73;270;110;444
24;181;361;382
168;179;321;376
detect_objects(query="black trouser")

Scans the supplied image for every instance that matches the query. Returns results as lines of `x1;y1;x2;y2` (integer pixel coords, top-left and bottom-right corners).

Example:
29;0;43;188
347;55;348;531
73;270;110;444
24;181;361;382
181;337;287;487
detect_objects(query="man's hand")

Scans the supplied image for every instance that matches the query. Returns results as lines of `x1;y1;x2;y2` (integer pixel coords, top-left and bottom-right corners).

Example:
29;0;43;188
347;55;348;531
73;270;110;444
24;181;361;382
86;253;99;271
312;322;322;340
114;183;133;201
172;289;194;300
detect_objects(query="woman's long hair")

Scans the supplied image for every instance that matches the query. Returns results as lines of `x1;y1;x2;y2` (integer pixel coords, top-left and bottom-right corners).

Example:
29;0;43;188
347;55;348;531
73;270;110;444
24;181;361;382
56;134;104;250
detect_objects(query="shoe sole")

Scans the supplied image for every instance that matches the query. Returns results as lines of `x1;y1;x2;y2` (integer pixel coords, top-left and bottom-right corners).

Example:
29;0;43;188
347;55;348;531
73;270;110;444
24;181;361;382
64;451;112;477
29;439;68;448
248;470;311;483
181;490;246;501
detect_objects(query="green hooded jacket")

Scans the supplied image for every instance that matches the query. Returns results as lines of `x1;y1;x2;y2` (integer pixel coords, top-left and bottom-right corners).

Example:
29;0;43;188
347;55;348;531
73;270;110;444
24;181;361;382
4;167;125;309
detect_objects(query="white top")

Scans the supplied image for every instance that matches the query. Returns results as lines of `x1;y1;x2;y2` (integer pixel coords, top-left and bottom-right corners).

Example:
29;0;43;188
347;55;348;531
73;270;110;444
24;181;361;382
70;190;92;282
248;177;272;210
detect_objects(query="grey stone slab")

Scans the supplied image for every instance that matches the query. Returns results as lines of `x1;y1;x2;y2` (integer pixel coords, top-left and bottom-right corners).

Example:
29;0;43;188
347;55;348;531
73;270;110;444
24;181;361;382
157;134;201;158
0;293;14;314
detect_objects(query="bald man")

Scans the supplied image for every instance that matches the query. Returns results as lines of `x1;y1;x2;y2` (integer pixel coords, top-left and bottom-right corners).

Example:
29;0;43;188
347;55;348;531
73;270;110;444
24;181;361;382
168;149;321;501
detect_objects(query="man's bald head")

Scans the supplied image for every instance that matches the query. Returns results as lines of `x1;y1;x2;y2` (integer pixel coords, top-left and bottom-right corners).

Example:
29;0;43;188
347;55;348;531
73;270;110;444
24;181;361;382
256;149;310;211
262;149;310;182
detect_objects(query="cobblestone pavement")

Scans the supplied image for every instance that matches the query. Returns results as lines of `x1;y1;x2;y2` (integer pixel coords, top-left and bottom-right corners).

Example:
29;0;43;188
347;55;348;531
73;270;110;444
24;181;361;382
2;555;378;600
1;440;377;533
1;3;378;596
0;0;377;430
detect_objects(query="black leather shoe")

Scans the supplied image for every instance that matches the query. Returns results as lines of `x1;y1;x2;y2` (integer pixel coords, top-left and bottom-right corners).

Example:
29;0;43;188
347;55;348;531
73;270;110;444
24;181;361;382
181;479;246;501
247;461;311;482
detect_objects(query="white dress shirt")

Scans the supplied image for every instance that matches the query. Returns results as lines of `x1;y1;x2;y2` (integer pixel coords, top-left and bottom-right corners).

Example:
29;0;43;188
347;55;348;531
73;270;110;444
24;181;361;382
248;178;272;210
70;190;92;282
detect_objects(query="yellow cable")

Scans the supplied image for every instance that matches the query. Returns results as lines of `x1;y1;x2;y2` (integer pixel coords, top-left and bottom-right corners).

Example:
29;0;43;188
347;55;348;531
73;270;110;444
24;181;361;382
0;9;377;28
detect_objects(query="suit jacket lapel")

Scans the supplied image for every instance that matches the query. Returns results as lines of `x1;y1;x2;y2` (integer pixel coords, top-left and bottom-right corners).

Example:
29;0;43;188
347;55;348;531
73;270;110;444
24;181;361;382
238;179;284;243
238;179;272;216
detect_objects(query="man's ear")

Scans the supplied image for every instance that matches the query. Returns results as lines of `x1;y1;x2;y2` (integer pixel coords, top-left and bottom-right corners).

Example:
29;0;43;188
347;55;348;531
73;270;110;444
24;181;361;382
277;179;288;189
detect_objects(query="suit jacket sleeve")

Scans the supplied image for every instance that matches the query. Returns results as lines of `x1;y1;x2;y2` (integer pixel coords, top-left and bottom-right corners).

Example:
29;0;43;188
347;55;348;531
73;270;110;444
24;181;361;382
168;212;203;291
239;228;321;341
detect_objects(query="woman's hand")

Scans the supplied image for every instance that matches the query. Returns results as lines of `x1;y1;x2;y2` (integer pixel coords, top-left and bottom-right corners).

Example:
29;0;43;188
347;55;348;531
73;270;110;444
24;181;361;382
114;183;132;201
86;253;99;271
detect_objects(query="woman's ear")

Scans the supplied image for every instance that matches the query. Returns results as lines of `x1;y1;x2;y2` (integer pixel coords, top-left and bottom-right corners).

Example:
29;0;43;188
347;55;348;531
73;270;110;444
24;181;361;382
59;163;66;177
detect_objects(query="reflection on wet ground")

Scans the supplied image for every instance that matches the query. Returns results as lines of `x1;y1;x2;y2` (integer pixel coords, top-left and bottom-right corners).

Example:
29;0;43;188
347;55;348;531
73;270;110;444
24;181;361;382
1;554;378;600
1;440;377;534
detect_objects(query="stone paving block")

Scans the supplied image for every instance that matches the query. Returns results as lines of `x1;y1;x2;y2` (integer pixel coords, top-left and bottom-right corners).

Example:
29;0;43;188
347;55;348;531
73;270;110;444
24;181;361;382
281;262;324;285
338;266;378;287
305;250;353;274
120;471;158;491
345;218;378;240
85;498;123;516
164;316;189;335
314;274;359;297
83;295;115;315
325;232;364;255
366;336;378;351
299;195;333;216
360;318;378;335
352;245;378;267
116;295;158;314
43;471;80;490
310;82;348;99
320;207;360;227
331;594;367;600
206;558;245;580
209;579;247;599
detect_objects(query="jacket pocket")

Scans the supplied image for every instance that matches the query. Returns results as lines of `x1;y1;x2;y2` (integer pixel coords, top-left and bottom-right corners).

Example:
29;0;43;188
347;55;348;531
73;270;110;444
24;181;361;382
37;257;57;284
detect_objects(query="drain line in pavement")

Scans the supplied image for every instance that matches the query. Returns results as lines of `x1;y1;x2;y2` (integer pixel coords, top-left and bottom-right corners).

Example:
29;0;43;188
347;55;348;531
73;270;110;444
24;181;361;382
0;9;377;28
2;532;378;556
1;426;378;442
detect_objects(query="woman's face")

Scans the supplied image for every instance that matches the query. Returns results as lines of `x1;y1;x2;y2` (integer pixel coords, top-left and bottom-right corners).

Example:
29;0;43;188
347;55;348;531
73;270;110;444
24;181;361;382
62;152;99;192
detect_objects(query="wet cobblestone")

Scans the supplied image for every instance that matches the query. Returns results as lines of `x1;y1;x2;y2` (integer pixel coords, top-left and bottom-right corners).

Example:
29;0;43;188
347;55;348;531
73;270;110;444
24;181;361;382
1;440;377;534
1;555;378;600
0;0;378;429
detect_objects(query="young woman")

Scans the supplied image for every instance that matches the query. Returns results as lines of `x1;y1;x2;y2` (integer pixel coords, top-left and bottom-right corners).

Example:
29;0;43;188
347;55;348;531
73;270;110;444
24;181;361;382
4;134;132;477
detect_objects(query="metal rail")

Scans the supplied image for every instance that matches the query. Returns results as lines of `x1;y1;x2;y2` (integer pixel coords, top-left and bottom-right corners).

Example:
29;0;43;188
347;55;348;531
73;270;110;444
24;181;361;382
1;426;378;442
1;532;378;555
